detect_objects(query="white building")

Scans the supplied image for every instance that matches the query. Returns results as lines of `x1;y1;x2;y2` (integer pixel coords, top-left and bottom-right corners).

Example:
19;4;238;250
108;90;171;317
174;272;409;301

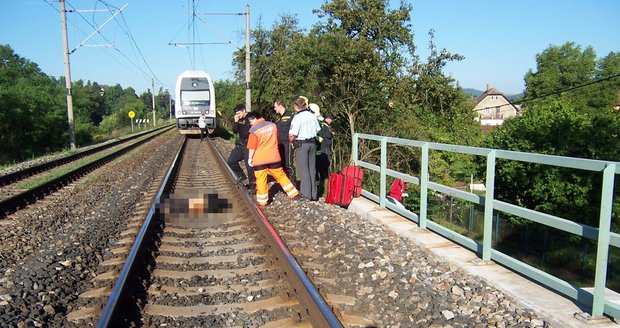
473;85;520;126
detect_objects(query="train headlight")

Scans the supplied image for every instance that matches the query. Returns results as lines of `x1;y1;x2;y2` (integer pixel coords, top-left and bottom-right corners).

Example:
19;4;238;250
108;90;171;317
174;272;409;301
182;110;187;115
192;82;198;88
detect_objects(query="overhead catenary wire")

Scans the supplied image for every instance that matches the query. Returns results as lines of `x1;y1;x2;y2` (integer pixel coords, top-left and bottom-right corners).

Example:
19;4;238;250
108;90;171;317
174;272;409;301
194;14;236;47
474;73;620;113
69;2;155;84
169;0;246;71
44;0;133;73
43;0;168;91
97;0;166;88
46;0;144;86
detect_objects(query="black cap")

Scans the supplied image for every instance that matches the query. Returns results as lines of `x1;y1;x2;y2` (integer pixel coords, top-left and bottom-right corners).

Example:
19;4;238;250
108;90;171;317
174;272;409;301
234;103;246;112
246;111;262;120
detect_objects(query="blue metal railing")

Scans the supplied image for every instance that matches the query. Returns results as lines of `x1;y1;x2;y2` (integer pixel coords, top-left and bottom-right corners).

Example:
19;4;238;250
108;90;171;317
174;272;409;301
353;133;619;319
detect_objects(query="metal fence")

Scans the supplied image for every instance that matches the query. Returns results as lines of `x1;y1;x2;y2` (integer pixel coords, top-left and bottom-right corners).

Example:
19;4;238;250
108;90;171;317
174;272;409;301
353;133;619;320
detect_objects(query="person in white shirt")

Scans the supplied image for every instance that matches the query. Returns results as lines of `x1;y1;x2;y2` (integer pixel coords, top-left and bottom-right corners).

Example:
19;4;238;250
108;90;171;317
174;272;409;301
198;114;207;141
289;97;321;201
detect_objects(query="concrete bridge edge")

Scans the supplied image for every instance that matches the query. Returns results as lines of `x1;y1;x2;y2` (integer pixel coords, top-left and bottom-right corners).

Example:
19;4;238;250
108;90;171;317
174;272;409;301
347;197;619;328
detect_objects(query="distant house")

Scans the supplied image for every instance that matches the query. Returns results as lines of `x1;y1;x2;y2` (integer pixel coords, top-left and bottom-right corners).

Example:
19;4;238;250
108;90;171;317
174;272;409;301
473;85;519;126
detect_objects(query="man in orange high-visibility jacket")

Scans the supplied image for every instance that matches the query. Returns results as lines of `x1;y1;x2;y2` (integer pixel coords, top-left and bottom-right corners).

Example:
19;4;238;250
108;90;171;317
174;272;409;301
246;111;299;206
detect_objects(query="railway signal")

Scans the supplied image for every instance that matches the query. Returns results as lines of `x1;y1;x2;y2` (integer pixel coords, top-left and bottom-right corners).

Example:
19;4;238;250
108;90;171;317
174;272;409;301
128;111;135;132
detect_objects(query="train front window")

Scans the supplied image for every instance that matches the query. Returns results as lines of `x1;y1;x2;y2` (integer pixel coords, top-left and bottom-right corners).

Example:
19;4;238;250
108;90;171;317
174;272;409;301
181;90;210;106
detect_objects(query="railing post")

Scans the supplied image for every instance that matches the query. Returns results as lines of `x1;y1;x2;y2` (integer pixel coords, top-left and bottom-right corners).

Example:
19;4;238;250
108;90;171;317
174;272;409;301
419;143;429;229
352;133;359;165
379;137;387;208
591;163;615;317
482;150;496;261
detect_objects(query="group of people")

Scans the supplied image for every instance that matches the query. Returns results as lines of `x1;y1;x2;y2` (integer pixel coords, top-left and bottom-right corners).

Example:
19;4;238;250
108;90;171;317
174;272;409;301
226;96;334;206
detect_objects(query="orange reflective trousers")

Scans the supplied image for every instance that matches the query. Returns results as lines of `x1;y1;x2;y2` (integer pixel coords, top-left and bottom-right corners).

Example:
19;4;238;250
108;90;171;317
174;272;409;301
254;166;298;206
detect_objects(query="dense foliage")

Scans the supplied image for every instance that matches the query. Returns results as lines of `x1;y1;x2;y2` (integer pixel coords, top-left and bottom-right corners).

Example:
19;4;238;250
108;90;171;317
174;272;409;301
226;0;480;180
0;44;173;165
0;45;66;163
483;42;620;228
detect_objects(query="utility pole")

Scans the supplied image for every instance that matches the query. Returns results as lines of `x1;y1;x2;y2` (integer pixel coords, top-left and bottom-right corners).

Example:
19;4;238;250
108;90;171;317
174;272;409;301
59;0;76;149
152;79;156;128
57;2;126;148
244;4;251;112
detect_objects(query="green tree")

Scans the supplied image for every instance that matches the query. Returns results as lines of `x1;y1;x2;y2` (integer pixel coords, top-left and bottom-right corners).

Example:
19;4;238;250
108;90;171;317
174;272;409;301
232;14;307;114
214;79;245;130
316;0;415;76
139;89;154;117
309;0;417;165
70;80;108;145
156;88;173;120
521;42;620;112
231;0;481;177
524;42;596;99
486;43;620;229
0;45;67;164
486;101;620;225
102;84;124;117
593;51;620;109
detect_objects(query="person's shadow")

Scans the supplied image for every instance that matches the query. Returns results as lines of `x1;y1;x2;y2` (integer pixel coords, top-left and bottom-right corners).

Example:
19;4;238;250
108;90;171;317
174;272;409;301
210;125;233;140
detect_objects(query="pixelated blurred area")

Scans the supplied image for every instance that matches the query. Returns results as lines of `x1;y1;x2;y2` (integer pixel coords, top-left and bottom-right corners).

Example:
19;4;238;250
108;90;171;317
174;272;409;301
157;188;241;228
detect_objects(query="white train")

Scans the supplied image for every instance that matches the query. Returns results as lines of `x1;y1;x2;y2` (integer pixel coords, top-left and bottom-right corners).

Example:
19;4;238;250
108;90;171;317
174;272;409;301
175;70;216;134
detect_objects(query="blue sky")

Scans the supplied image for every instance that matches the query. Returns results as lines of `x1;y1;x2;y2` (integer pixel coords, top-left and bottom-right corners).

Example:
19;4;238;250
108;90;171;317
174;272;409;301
2;0;619;97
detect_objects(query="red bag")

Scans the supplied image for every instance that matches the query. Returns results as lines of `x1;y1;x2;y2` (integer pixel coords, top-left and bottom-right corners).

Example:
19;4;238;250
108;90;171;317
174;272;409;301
325;173;355;207
341;165;364;197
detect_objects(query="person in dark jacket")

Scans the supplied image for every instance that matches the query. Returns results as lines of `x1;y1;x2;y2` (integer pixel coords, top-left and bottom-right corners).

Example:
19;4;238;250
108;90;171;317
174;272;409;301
317;114;334;197
273;99;295;182
227;104;255;193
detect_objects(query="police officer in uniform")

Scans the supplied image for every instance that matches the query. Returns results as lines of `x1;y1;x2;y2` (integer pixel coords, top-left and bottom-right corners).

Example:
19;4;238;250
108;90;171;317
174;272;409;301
288;97;321;201
227;104;255;193
273;99;295;182
317;114;334;197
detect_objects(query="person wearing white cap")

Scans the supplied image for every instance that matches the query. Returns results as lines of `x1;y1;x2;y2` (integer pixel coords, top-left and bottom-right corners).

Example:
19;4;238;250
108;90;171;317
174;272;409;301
309;103;324;121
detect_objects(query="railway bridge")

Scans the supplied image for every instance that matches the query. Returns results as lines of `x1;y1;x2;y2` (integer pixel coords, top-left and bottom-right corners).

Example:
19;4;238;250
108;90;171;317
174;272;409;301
346;132;620;327
0;129;618;327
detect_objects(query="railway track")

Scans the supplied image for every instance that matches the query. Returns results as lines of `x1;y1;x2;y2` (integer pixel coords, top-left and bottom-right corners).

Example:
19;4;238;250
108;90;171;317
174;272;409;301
0;132;554;327
69;136;342;327
0;126;174;218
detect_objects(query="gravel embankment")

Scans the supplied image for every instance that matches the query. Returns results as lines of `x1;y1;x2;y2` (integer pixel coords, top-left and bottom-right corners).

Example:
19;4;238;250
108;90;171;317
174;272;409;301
212;137;551;327
0;131;182;327
0;134;552;327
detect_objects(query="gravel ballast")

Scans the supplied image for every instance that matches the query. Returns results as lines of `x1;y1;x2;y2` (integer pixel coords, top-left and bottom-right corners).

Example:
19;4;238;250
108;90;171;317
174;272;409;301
213;137;552;327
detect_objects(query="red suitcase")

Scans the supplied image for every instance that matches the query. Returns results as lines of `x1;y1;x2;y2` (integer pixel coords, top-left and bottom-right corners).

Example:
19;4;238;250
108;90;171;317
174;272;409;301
325;173;356;207
341;165;364;197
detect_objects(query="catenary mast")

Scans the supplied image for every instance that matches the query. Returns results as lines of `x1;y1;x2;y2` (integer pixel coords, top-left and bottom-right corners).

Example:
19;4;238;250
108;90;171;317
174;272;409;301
59;0;76;149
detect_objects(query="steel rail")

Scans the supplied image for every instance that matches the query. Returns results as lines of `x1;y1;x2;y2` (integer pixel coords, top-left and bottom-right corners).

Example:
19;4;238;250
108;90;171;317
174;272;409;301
97;136;343;327
0;124;173;187
0;127;171;219
97;136;186;327
205;138;343;328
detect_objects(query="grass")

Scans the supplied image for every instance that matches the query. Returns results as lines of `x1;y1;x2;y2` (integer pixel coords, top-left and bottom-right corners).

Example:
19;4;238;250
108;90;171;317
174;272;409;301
0;148;78;173
12;132;158;190
13;148;118;190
